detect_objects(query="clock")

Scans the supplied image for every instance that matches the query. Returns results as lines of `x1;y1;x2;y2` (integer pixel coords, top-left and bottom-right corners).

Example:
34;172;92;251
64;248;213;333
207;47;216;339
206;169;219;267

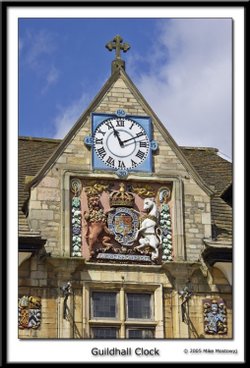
85;111;158;176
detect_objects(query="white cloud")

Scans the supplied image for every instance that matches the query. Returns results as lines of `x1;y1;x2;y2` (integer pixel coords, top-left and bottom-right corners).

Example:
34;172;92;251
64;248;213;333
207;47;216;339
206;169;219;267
21;29;59;93
131;19;232;159
25;29;56;70
53;92;89;139
41;65;59;94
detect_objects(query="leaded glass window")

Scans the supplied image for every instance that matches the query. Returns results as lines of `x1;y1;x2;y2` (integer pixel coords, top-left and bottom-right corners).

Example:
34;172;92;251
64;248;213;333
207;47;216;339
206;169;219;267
126;293;152;319
91;292;117;318
89;289;157;339
91;327;118;339
127;328;154;339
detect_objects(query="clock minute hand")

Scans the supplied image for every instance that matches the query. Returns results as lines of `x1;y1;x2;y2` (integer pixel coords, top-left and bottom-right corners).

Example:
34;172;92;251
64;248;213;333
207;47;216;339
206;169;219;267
122;136;138;144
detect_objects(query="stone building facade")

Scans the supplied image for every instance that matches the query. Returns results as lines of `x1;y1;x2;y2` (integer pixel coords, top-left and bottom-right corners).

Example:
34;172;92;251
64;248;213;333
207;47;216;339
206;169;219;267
18;45;232;339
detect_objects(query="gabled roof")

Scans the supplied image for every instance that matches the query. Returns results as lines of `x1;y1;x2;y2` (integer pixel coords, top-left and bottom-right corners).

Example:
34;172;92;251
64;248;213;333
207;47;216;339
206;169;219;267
18;137;61;238
18;137;232;241
26;68;214;196
211;195;232;241
182;147;232;194
183;147;232;241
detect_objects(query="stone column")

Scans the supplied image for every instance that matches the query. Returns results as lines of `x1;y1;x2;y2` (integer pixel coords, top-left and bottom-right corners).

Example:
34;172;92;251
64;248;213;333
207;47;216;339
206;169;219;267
82;284;89;338
173;178;185;261
154;285;164;338
73;287;83;338
62;171;71;257
120;287;126;338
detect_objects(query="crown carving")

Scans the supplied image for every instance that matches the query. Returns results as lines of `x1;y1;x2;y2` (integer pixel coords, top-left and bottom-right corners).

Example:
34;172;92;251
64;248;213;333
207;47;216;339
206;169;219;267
109;183;135;208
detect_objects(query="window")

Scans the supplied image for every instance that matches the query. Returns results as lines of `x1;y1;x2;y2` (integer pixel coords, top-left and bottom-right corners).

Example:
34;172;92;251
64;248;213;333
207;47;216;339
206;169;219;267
127;293;152;319
91;327;118;339
91;292;117;318
89;290;156;339
127;328;154;339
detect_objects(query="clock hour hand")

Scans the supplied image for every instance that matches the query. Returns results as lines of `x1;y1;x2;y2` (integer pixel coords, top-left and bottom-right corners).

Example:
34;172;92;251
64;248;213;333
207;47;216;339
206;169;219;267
111;124;124;147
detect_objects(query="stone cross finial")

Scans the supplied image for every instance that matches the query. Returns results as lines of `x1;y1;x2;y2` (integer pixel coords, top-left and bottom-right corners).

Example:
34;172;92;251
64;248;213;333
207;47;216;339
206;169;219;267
105;35;130;60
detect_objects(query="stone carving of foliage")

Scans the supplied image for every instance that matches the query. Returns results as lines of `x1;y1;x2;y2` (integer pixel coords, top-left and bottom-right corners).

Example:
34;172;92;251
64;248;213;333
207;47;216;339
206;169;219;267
131;184;156;198
71;178;82;257
160;203;173;261
158;187;173;262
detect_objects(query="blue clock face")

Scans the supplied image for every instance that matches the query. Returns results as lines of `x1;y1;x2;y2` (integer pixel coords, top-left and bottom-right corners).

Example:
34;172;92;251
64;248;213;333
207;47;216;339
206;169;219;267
91;113;155;173
93;117;150;170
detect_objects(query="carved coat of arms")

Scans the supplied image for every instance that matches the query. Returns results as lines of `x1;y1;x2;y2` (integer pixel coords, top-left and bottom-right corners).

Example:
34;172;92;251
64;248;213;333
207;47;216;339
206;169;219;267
107;183;139;246
18;296;41;329
78;179;173;263
203;299;227;335
108;207;139;246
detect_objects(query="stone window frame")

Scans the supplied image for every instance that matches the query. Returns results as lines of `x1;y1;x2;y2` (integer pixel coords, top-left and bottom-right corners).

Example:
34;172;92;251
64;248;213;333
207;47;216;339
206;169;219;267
90;291;118;320
83;282;164;339
62;171;185;261
125;292;154;320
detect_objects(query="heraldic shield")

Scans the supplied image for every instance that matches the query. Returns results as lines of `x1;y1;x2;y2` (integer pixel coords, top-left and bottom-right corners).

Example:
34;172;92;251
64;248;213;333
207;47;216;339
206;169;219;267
18;296;41;329
108;207;139;246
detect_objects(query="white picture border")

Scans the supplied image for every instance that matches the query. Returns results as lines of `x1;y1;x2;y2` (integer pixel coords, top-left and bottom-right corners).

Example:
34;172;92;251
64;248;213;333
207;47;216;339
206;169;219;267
7;4;245;363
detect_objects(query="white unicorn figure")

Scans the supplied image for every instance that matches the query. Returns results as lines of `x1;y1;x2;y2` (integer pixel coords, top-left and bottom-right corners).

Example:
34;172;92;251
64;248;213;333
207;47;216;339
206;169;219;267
134;198;161;261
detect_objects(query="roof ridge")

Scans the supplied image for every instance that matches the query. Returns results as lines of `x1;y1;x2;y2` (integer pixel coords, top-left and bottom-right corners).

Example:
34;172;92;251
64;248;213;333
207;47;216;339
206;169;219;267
180;146;219;152
19;136;62;143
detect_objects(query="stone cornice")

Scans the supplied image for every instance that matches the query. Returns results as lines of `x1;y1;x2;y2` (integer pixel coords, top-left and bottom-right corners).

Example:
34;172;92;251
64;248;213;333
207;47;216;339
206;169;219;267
202;239;232;266
203;238;232;248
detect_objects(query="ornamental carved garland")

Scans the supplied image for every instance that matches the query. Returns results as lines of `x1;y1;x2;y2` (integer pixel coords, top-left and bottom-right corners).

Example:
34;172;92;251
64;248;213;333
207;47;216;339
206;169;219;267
131;184;156;198
71;178;82;257
158;187;173;262
203;299;227;335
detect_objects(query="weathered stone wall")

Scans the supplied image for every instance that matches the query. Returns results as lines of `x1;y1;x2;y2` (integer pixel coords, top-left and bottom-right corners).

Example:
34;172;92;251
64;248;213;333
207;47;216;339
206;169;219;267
187;266;232;338
19;261;172;339
19;258;231;339
183;178;211;261
163;289;174;338
188;294;232;339
28;173;61;256
19;258;58;338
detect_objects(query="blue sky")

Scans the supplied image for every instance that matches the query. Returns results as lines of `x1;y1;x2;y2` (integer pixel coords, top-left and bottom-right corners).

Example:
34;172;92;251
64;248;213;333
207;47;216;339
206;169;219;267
19;18;232;159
